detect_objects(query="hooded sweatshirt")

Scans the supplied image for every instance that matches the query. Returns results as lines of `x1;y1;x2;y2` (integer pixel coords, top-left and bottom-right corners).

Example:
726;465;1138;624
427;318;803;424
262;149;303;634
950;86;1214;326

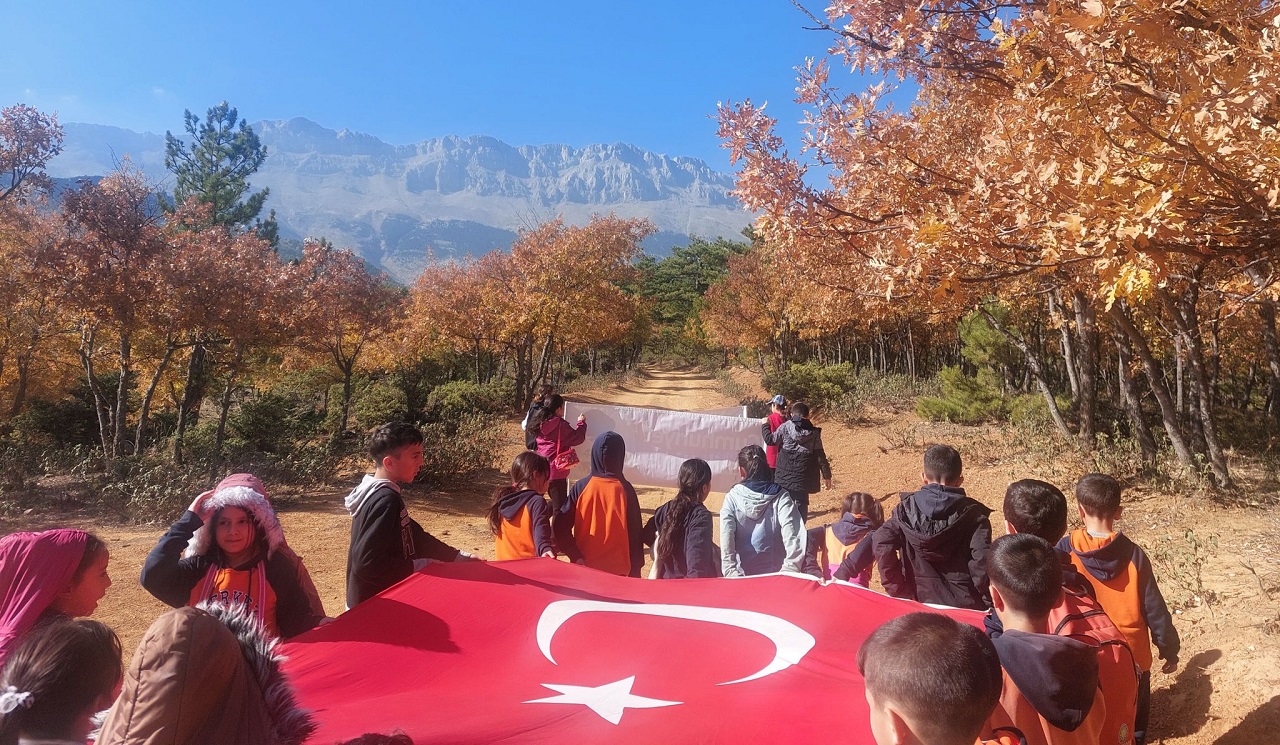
535;415;588;480
640;499;721;579
98;603;314;745
986;630;1107;745
556;432;644;577
818;513;878;584
345;475;461;609
0;530;91;668
1058;530;1179;672
761;416;832;495
720;479;805;577
494;489;555;559
872;483;993;610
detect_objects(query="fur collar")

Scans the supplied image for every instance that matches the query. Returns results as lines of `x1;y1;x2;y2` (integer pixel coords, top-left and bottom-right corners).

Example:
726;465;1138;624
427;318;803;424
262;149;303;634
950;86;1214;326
184;486;286;560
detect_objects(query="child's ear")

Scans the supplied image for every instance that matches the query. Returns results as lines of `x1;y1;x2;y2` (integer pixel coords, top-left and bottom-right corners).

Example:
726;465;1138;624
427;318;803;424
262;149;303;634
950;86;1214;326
884;703;914;745
1005;520;1017;536
1114;505;1124;521
990;584;1007;615
1078;504;1087;521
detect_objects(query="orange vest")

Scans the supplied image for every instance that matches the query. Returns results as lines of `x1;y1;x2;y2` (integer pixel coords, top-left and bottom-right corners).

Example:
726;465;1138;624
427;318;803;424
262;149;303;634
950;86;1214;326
1049;581;1139;745
495;505;539;560
189;564;280;638
988;669;1107;745
821;527;860;580
574;477;632;576
1065;530;1153;671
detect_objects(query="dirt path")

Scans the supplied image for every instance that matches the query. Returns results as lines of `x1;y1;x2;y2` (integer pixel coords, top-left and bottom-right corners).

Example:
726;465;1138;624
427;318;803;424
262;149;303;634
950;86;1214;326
25;364;1280;743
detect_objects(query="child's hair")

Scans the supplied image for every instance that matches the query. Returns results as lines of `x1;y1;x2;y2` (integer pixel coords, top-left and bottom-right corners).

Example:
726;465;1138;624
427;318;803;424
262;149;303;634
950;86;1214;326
1003;479;1068;542
988;534;1062;618
789;401;809;418
369;421;424;464
1075;473;1122;517
857;613;1002;745
841;492;884;528
487;452;552;536
70;534;108;585
535;384;554;400
923;444;963;483
526;394;566;437
0;619;122;744
339;735;414;745
656;459;713;567
737;445;770;481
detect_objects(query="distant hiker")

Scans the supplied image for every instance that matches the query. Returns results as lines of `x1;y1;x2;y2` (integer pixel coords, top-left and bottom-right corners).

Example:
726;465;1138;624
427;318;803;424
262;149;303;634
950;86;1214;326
527;394;587;527
555;431;644;577
720;445;805;577
872;444;993;610
489;452;556;560
0;618;122;745
522;384;555;450
641;458;721;579
764;394;788;470
141;478;325;640
345;422;478;609
0;529;112;668
1059;474;1178;745
761;401;832;520
807;491;883;585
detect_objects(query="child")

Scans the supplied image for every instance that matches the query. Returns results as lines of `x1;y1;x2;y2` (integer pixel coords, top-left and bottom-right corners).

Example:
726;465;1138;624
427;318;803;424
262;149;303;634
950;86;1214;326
764;394;787;470
995;479;1138;745
99;603;315;744
527;394;587;523
0;530;111;667
488;452;556;559
872;444;993;610
986;534;1107;745
721;445;805;577
0;618;122;745
346;421;477;608
555;431;644;577
522;384;555;450
858;612;1026;745
1059;474;1178;745
761;401;832;519
641;458;721;579
815;492;883;585
141;478;325;640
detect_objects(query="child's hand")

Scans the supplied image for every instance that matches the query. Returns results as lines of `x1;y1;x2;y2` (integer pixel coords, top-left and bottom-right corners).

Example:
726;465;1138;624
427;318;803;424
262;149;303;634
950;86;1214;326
541;551;556;559
824;478;834;491
577;415;586;424
1161;659;1178;674
187;490;215;519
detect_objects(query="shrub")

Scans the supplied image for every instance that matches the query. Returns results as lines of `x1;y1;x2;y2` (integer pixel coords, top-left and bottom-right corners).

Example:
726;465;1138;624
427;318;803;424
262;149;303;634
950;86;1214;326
762;362;860;412
916;367;1006;424
423;380;511;423
417;413;505;486
231;389;323;452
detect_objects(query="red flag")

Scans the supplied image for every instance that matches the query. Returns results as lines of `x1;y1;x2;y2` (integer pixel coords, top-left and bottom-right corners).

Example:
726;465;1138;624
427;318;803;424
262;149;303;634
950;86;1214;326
282;559;982;743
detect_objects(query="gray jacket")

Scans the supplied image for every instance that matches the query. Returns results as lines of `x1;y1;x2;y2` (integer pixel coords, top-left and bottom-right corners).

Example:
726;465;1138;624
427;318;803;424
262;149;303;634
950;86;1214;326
720;479;805;577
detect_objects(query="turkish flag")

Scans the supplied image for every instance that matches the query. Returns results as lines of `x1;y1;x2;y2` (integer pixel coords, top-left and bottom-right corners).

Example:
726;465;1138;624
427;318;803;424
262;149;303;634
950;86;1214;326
281;559;982;743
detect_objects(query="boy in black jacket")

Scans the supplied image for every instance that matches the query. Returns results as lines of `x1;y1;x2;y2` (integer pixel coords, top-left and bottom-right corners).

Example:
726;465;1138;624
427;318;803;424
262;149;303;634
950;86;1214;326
345;422;476;609
872;444;993;610
760;401;833;519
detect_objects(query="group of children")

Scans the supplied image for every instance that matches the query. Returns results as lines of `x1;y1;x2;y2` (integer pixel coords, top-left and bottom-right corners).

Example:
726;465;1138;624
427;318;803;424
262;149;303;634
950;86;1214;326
0;397;1181;744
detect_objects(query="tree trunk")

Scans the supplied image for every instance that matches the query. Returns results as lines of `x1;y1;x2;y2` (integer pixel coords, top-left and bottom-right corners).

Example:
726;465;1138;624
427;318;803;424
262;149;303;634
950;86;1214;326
78;325;113;460
136;344;178;452
1253;293;1280;419
113;335;132;458
1051;291;1081;399
1072;292;1098;450
172;343;206;465
1108;304;1197;471
1114;328;1158;466
214;372;237;459
1158;288;1232;487
10;352;30;418
339;363;354;433
979;307;1074;439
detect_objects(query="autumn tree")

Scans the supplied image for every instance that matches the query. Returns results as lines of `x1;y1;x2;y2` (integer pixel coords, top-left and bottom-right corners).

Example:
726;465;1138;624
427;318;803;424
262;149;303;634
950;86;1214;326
0;104;63;203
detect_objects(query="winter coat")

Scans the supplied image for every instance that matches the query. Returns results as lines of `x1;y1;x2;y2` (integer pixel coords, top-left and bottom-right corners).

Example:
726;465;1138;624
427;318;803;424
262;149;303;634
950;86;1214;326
872;483;993;610
556;432;644;576
1058;530;1179;672
0;529;92;668
345;475;461;609
98;603;314;745
641;499;721;579
761;416;832;495
985;630;1108;745
535;415;588;480
140;488;323;640
523;401;542;450
493;489;555;559
720;479;805;577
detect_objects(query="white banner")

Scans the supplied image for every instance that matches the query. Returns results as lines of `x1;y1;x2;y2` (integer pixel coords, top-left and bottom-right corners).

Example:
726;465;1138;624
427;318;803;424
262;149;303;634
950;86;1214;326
696;405;749;418
563;402;762;492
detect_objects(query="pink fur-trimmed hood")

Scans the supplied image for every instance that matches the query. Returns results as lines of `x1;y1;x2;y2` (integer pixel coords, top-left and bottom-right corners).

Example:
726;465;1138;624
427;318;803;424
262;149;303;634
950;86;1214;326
184;486;287;560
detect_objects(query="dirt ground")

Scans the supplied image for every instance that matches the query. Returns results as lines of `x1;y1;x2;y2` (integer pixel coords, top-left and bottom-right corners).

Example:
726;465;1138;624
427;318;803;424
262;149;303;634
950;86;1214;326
10;364;1278;743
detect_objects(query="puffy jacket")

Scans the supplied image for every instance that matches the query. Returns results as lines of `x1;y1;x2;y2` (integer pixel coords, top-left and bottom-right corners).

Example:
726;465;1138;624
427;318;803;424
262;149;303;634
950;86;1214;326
986;630;1107;745
641;499;721;579
535;415;588;480
872;484;993;610
720;479;805;577
98;604;314;745
761;417;832;495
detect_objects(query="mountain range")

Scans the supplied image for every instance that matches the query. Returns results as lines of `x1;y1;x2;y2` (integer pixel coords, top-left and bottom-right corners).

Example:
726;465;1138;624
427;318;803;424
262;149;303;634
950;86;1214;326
47;119;751;283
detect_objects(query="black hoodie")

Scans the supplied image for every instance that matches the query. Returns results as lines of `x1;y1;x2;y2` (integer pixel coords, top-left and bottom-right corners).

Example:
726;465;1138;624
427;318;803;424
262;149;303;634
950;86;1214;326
872;483;993;610
556;432;644;576
989;629;1105;742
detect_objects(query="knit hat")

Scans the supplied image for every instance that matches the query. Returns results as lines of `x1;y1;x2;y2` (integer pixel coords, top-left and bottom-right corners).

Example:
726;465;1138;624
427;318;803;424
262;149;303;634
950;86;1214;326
184;477;286;560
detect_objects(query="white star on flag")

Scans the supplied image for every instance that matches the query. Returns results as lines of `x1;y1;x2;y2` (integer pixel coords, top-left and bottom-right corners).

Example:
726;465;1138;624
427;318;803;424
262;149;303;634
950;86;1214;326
524;676;682;724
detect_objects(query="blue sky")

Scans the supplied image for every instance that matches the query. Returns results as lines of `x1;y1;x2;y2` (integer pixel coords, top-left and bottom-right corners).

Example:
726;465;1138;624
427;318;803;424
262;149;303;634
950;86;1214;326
2;1;885;170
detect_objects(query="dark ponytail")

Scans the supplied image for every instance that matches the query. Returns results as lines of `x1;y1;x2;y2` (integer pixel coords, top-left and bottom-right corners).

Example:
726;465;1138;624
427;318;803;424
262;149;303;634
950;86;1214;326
488;452;551;536
845;491;884;528
656;459;712;567
525;394;565;440
738;444;769;482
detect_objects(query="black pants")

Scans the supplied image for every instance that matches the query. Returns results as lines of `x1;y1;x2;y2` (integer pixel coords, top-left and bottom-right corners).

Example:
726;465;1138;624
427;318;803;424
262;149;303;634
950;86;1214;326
547;478;569;551
791;491;810;522
1135;669;1151;745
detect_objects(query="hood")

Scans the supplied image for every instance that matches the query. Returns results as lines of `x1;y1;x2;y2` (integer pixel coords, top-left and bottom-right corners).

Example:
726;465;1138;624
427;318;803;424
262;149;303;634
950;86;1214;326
994;630;1100;732
830;513;877;546
99;604;314;745
896;485;991;562
788;417;820;446
185;486;286;560
727;480;786;521
1065;531;1135;582
344;474;398;517
497;489;541;521
0;529;92;668
538;414;564;436
590;431;626;478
